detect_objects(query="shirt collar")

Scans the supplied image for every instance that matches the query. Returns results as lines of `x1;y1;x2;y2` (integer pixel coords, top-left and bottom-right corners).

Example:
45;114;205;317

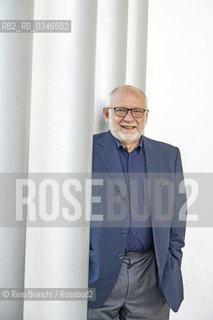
114;135;143;154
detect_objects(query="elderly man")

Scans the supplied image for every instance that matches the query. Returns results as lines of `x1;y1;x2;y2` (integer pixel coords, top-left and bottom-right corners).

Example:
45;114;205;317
88;85;186;320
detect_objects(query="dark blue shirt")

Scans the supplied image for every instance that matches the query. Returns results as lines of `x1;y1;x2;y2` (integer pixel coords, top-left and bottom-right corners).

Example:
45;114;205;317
114;136;154;252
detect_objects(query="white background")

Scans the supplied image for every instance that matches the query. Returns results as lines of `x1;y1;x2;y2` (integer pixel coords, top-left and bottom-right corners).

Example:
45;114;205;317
146;0;213;318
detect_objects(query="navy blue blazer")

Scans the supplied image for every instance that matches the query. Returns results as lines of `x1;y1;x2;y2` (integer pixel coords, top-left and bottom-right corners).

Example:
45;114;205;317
88;131;186;312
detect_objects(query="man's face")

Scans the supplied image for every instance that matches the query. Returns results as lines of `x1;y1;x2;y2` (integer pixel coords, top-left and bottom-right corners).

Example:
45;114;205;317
103;88;148;144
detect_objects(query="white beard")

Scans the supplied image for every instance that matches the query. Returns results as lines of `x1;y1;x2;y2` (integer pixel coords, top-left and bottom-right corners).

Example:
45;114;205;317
108;117;143;143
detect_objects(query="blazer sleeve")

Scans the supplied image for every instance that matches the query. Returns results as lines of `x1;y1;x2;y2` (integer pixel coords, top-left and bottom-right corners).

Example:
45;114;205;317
169;148;187;267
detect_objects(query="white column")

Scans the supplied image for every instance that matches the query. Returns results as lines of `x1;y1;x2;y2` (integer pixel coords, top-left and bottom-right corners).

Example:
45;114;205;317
93;0;129;133
126;0;149;91
0;1;33;319
23;1;97;320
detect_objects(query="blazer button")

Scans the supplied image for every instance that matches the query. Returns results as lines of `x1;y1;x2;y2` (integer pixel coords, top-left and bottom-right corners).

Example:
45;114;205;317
121;231;127;237
118;253;124;259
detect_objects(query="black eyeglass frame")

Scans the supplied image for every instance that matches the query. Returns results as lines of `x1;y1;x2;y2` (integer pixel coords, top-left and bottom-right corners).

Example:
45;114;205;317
107;106;147;118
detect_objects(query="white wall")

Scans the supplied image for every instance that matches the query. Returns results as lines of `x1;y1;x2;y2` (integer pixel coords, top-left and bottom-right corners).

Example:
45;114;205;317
146;0;213;318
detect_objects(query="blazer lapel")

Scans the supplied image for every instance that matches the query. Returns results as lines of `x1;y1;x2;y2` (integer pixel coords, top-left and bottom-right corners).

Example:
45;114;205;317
143;136;161;173
143;135;161;227
96;131;128;199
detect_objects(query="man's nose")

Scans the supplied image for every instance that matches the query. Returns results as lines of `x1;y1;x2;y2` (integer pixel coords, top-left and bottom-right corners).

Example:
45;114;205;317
123;109;135;121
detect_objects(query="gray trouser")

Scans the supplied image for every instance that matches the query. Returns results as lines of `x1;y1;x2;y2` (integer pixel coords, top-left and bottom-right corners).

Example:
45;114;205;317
88;249;170;320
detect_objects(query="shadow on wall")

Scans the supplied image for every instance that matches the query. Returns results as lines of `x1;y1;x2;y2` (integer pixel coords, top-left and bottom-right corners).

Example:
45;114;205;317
93;99;109;134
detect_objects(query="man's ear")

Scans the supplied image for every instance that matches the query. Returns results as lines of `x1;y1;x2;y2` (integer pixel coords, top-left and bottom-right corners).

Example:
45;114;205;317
103;108;109;124
145;109;149;124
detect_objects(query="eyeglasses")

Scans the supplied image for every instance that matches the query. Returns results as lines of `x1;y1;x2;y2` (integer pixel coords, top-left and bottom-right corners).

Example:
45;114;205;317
108;106;147;118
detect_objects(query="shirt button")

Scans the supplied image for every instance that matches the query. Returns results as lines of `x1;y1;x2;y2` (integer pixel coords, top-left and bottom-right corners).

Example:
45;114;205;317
118;253;124;259
121;231;127;237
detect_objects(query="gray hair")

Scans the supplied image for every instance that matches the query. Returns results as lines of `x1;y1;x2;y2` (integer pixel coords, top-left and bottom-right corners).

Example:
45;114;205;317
107;85;148;108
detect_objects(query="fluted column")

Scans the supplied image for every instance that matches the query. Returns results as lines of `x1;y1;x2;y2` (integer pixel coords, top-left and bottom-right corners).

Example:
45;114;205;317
0;0;33;319
93;0;129;133
126;0;149;91
23;1;97;319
